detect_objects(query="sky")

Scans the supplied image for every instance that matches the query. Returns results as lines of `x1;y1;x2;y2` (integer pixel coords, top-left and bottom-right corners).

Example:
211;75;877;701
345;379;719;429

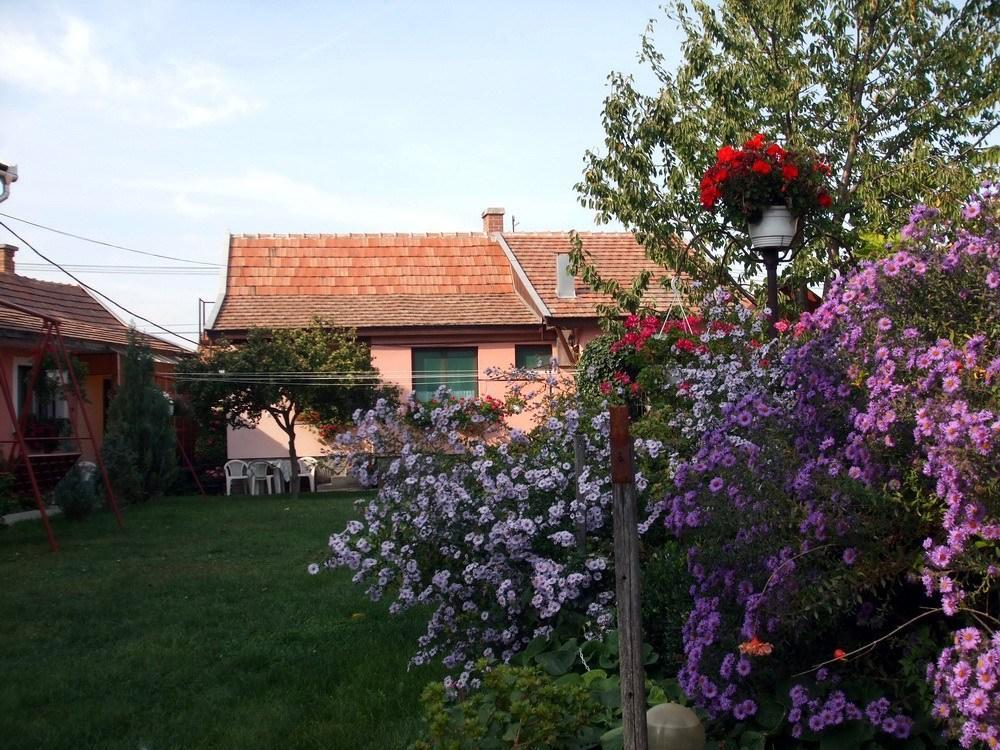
0;1;687;349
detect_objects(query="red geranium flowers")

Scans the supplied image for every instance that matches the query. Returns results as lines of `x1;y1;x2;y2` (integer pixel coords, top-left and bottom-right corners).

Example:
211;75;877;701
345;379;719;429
700;134;833;225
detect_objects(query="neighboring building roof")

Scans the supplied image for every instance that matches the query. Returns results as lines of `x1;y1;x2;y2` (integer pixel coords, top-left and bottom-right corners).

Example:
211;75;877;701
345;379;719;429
207;213;698;337
0;273;186;355
500;232;691;318
211;233;539;331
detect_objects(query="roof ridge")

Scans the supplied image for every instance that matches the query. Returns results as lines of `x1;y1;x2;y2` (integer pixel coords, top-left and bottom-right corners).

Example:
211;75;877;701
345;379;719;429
0;272;91;292
501;231;638;237
229;232;489;239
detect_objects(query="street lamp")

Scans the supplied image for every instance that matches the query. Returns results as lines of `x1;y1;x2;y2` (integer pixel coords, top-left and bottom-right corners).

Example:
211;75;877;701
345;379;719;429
0;161;18;204
747;205;798;336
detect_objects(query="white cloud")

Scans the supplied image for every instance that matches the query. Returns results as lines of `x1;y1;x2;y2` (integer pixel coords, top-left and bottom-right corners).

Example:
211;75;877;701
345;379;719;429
2;17;259;128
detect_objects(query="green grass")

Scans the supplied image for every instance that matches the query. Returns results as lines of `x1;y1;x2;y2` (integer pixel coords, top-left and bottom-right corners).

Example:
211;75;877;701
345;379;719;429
0;493;442;750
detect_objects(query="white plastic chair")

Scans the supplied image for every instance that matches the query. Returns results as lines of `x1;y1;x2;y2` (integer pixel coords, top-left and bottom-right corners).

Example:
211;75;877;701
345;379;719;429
298;457;317;493
248;460;276;495
224;460;249;496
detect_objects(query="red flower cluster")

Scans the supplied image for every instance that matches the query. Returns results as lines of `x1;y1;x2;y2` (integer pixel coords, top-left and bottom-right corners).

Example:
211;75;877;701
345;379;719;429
611;314;661;353
700;134;832;224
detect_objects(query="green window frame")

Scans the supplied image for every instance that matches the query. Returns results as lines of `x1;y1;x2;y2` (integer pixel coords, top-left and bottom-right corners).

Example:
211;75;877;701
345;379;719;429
412;348;478;401
515;344;553;370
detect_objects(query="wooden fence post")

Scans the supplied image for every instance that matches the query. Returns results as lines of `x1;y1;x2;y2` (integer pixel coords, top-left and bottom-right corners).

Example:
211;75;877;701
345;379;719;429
610;405;649;750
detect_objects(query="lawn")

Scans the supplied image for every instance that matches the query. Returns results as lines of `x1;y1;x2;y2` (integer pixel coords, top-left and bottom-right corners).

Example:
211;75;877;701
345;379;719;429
0;493;442;750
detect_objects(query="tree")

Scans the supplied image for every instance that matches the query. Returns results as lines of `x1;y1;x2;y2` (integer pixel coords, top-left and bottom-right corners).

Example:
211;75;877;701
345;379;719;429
102;330;176;503
575;0;999;302
179;321;385;498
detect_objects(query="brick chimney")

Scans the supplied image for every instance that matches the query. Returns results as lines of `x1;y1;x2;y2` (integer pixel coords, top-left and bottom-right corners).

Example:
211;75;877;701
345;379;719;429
481;207;505;234
0;244;15;274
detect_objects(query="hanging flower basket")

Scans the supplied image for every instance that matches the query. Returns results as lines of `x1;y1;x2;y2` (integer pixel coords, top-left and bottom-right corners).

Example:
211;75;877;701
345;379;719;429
747;205;799;250
700;134;832;244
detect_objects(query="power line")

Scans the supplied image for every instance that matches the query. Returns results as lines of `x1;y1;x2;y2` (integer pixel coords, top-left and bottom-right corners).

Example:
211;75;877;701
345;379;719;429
0;219;200;347
0;212;222;267
20;262;217;276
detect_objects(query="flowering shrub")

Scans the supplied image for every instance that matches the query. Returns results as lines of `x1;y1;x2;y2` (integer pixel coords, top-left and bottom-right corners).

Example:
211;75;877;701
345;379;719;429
316;367;671;686
700;133;832;224
652;183;999;746
400;393;507;432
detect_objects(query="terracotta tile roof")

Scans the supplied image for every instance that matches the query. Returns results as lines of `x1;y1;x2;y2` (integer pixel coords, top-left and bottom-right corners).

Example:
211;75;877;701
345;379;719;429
213;293;538;330
211;233;539;330
500;232;691;318
0;273;186;354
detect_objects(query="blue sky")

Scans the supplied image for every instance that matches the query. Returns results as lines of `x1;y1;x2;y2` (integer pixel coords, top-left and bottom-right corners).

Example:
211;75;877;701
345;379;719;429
1;1;686;346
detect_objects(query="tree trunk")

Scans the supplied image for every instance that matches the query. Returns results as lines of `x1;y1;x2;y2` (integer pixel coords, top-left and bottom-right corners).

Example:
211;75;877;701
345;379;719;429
286;429;299;499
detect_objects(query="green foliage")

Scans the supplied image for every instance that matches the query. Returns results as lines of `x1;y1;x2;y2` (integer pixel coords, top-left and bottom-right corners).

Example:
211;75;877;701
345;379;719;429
575;335;632;403
413;630;689;750
102;330;176;504
180;319;385;497
53;464;101;521
414;663;608;750
575;0;999;298
639;541;690;670
0;466;17;517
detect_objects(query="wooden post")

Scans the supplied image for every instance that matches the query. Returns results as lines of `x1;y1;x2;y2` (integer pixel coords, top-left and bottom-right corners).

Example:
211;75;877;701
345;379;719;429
573;433;587;551
610;405;648;750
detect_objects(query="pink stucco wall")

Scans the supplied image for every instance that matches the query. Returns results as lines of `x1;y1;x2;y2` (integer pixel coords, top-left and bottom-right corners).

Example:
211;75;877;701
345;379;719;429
224;340;558;459
226;412;329;460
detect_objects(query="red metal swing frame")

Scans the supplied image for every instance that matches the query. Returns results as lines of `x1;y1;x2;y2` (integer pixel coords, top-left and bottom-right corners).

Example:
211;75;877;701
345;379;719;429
0;299;122;552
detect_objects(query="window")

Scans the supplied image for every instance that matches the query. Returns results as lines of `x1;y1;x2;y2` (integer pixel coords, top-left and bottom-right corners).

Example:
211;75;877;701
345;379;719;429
14;361;67;419
412;348;478;401
515;344;553;370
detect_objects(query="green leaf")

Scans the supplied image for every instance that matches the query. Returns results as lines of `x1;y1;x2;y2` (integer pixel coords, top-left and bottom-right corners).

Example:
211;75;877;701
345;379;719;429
501;722;521;742
819;721;875;750
755;696;785;731
536;640;579;676
600;726;624;750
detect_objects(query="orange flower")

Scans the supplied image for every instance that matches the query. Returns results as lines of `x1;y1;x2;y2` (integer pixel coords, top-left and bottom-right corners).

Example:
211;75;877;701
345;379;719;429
739;636;774;657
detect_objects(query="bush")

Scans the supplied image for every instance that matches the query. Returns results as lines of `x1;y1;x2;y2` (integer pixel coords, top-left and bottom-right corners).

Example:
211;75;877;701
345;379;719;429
627;184;1000;746
53;464;101;521
0;467;18;518
320;388;624;674
575;334;631;403
102;329;176;503
414;663;607;750
639;540;689;670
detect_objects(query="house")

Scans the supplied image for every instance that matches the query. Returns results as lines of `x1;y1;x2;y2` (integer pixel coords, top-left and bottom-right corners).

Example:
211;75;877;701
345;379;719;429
204;208;689;459
0;244;188;463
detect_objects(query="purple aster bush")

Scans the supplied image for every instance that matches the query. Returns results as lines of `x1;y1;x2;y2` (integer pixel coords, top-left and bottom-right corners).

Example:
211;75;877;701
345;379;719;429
317;370;651;685
643;182;1000;744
